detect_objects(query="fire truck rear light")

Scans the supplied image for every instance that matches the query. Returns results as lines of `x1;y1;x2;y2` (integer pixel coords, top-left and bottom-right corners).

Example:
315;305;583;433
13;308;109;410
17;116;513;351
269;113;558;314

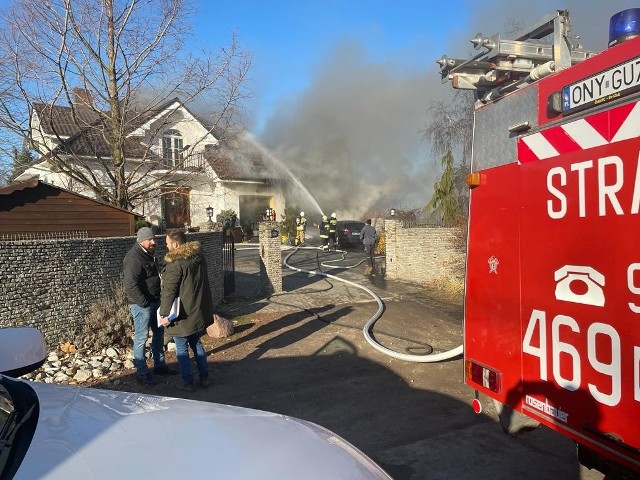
466;173;483;187
465;360;502;393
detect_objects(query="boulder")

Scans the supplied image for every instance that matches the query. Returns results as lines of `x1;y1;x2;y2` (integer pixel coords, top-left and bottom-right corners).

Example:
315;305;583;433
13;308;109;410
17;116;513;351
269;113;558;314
206;314;234;338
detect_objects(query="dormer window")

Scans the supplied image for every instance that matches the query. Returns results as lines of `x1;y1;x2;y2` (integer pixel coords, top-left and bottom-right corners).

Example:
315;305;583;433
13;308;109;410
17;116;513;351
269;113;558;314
162;129;183;167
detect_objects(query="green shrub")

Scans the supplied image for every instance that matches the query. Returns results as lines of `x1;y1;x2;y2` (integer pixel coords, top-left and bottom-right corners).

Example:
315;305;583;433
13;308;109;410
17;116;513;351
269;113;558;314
280;205;299;241
76;281;132;352
374;232;386;255
135;219;151;231
218;209;237;227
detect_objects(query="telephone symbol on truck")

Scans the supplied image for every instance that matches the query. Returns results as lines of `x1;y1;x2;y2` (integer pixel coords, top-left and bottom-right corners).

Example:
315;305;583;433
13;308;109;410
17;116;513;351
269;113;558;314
554;265;605;307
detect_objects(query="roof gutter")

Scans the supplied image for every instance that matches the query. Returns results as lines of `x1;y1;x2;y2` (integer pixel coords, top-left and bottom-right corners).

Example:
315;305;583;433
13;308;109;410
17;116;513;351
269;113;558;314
217;179;267;185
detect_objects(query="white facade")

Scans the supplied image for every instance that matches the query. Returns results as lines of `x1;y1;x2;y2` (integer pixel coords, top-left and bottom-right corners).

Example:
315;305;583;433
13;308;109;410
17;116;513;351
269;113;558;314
20;100;286;230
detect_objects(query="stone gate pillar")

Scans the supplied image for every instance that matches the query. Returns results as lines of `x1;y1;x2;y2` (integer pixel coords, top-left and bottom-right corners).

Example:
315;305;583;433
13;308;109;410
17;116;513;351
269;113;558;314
385;219;398;279
258;221;282;295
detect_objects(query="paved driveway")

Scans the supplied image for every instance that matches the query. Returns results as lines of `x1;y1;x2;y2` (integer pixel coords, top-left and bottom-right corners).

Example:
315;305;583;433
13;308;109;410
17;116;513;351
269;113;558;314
122;246;605;479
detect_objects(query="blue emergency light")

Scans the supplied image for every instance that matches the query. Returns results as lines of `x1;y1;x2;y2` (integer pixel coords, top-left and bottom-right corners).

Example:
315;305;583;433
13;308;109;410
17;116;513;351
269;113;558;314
609;8;640;47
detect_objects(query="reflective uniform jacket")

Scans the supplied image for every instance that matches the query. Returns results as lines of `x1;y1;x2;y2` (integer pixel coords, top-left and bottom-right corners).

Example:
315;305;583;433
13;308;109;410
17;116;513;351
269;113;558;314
328;217;337;233
319;220;330;238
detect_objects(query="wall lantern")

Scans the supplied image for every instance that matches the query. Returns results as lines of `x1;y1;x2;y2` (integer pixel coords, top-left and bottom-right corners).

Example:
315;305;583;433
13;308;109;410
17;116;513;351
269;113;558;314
390;208;396;217
206;205;214;223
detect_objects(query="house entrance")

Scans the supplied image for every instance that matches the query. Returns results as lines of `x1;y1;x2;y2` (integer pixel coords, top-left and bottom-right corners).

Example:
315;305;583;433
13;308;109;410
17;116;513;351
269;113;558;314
239;195;271;237
162;187;191;228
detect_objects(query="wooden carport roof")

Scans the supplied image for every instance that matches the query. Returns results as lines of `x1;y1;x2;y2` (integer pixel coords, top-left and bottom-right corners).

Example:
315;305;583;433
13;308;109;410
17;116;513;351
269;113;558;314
0;178;136;238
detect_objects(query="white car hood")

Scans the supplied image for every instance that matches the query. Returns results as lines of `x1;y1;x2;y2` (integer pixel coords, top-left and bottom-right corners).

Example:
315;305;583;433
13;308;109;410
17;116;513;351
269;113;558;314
14;382;390;479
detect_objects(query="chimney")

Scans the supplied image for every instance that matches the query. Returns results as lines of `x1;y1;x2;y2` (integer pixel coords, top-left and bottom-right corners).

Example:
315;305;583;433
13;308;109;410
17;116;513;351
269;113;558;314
72;87;94;107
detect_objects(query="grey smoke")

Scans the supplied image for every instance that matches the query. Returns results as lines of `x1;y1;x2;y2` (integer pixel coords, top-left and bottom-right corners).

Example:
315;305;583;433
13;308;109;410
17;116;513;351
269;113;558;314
261;41;442;220
259;1;637;221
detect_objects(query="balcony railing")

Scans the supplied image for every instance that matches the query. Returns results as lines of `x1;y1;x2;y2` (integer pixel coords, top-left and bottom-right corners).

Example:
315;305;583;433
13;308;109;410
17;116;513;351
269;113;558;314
154;150;207;172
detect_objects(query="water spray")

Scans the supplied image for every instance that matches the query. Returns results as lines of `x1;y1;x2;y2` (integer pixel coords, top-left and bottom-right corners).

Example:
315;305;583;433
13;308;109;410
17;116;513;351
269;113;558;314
243;133;324;217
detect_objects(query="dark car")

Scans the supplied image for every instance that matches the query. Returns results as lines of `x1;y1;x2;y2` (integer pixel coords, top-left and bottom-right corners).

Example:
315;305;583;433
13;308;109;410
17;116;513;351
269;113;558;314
336;220;365;248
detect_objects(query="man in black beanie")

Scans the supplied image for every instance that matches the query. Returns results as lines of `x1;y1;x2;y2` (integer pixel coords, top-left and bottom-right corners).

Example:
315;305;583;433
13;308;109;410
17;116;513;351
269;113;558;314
123;227;176;385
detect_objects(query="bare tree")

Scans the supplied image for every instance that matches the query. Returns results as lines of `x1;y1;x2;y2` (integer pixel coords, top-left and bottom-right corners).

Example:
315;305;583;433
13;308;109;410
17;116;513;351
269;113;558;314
422;90;474;218
0;0;251;209
0;160;10;186
423;89;473;166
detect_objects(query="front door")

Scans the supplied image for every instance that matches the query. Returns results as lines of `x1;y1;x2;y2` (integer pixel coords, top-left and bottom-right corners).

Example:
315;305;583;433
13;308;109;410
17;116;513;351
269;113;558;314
162;187;191;228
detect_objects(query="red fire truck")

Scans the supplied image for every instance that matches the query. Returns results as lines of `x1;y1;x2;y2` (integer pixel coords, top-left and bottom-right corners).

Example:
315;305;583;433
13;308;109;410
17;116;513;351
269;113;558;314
439;9;640;478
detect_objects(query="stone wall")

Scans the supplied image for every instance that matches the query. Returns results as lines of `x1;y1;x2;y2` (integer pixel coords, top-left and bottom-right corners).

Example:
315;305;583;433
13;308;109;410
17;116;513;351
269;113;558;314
384;219;465;286
258;221;282;295
0;231;224;348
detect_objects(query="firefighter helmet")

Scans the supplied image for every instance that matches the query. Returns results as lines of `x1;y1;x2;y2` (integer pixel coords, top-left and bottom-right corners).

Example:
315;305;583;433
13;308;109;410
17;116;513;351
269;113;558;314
331;212;336;218
322;214;327;221
300;211;305;217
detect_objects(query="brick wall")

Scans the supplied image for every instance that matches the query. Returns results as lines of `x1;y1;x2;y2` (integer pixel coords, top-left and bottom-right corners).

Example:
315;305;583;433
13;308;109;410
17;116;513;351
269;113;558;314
384;219;465;286
0;231;224;347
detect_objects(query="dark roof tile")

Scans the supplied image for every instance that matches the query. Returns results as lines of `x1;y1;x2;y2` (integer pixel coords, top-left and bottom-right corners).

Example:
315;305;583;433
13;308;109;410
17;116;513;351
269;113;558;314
32;99;284;182
204;133;285;182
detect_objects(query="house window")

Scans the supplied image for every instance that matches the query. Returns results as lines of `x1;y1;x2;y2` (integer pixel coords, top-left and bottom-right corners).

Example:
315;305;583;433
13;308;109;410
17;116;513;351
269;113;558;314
162;129;183;167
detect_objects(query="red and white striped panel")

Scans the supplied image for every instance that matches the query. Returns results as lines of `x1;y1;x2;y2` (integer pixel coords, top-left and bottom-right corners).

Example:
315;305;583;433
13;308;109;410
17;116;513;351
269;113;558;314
517;100;640;164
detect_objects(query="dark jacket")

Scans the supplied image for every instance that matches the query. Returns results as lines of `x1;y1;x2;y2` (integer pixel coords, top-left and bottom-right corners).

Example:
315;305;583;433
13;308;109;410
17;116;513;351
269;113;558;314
319;220;329;238
159;241;213;337
123;243;161;307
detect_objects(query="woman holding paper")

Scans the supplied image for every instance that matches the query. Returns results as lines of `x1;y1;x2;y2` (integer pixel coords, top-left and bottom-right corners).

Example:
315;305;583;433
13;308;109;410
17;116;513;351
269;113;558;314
159;229;214;392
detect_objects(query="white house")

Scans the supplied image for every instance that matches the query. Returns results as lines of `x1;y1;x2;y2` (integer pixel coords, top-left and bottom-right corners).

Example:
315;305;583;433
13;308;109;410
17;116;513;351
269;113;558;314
17;91;286;232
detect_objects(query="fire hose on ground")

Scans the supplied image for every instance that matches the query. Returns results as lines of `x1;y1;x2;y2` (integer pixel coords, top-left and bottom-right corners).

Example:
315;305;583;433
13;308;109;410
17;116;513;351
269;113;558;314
282;246;463;363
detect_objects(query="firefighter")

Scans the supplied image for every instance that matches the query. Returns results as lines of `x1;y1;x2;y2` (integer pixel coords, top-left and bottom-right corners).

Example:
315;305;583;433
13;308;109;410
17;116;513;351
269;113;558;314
328;212;338;250
295;211;307;246
319;214;330;251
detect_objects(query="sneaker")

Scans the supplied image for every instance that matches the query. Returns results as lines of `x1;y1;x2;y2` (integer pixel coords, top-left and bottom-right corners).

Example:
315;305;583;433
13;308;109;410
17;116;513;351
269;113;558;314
153;365;178;375
136;372;157;386
200;375;211;388
176;382;196;393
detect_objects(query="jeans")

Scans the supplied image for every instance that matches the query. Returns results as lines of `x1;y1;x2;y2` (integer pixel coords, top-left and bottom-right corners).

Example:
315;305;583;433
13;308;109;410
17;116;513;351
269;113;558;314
173;333;208;385
130;302;165;376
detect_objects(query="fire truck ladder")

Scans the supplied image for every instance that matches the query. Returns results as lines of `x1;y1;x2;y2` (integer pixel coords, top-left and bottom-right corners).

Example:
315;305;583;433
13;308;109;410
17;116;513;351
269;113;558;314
437;10;599;103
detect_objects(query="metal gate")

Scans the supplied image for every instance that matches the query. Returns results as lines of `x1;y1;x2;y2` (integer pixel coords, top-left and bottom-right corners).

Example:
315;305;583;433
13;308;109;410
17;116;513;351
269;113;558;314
222;228;235;295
